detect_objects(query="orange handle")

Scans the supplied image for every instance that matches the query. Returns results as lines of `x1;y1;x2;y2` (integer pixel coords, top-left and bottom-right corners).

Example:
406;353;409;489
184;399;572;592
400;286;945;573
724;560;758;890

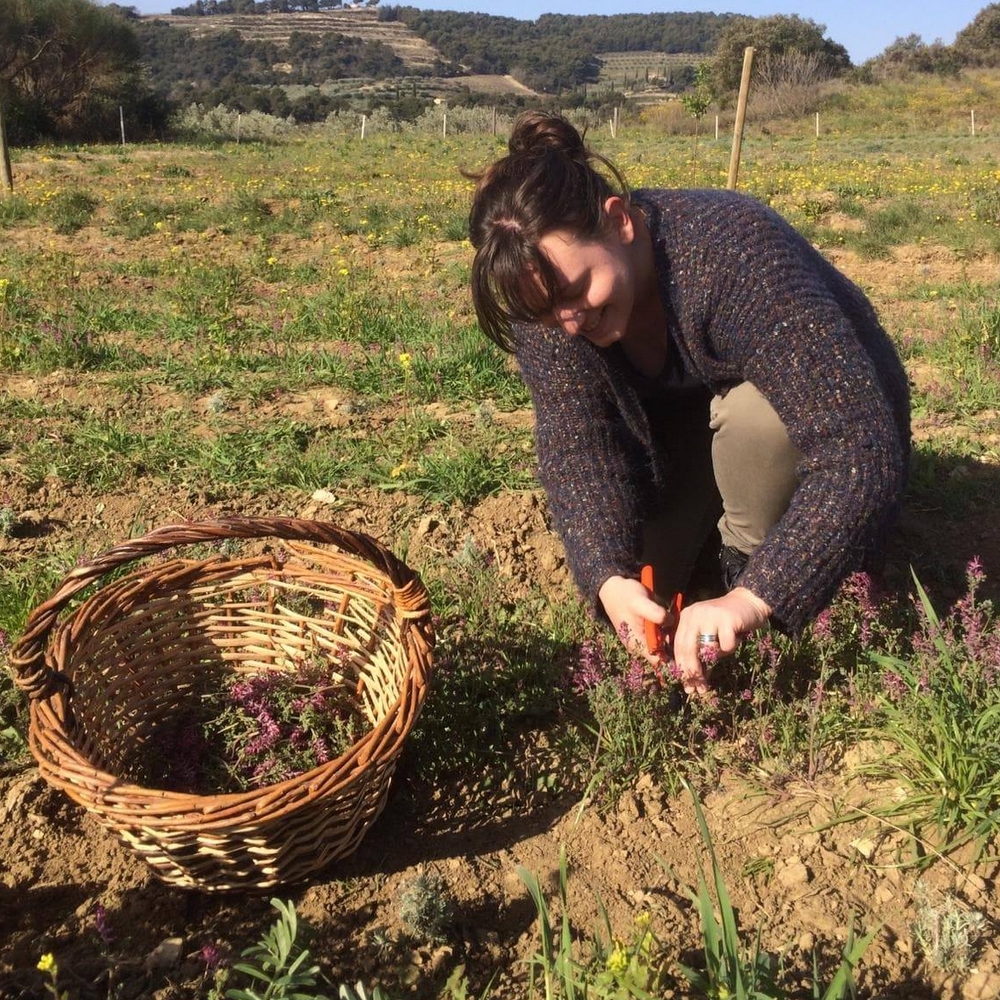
640;564;661;656
640;565;684;660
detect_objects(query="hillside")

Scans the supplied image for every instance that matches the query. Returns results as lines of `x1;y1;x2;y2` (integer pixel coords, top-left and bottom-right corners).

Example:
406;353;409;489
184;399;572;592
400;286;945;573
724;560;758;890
138;7;715;101
146;9;442;71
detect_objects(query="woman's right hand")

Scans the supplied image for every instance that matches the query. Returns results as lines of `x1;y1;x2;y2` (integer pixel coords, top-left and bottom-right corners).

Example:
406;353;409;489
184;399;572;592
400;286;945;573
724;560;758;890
598;574;667;663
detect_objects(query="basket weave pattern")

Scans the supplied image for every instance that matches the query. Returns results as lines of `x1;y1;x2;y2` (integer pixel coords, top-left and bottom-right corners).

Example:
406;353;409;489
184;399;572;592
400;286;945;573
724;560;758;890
9;517;433;891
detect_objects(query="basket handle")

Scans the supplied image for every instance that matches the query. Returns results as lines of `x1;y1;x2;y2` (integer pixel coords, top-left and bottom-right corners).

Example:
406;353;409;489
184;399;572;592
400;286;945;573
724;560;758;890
9;516;426;699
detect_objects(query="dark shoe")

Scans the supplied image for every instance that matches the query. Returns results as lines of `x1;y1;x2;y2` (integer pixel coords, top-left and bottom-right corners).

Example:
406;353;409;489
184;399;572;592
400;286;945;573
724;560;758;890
719;545;749;591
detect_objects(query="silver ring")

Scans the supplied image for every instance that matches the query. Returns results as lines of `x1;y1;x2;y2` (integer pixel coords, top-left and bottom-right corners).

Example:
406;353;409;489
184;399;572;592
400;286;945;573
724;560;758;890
697;633;719;645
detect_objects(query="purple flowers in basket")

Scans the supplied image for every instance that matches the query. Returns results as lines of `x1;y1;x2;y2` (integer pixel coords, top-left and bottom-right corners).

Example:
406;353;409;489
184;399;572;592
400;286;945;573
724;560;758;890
147;650;362;794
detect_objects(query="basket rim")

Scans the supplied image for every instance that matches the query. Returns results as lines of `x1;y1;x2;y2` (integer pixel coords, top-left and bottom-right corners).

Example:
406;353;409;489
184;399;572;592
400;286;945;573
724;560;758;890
11;516;429;698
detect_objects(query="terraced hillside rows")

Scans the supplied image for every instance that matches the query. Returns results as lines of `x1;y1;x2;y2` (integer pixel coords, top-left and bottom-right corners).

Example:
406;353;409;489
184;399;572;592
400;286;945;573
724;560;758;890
150;9;442;70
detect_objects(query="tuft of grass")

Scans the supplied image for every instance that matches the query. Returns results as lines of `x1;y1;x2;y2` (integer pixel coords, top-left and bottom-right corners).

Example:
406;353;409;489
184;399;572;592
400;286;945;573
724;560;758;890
858;564;1000;864
45;189;99;234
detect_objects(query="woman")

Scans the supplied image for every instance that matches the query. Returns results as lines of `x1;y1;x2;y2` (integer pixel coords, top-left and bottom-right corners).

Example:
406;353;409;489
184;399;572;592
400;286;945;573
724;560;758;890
467;111;910;696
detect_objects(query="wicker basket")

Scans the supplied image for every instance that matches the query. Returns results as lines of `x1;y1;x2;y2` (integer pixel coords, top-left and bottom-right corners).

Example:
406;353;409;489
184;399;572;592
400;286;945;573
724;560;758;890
9;517;433;892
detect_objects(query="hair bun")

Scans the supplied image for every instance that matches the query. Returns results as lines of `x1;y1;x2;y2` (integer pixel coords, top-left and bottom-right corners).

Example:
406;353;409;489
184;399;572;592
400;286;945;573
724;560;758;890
508;111;586;159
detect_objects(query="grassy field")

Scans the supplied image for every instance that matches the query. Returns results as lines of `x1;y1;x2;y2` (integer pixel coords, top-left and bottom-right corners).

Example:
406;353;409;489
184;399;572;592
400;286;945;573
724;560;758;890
2;86;1000;999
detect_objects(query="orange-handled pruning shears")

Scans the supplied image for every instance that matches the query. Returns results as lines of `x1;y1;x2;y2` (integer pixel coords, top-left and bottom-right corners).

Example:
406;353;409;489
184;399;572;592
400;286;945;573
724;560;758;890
640;564;683;662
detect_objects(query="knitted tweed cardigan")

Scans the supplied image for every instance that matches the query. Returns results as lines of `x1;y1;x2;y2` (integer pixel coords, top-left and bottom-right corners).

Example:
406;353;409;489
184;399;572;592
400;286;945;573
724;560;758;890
512;188;911;634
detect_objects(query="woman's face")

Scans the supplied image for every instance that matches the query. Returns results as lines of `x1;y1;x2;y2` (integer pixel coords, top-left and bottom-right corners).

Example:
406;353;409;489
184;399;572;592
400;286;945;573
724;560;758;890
533;198;638;349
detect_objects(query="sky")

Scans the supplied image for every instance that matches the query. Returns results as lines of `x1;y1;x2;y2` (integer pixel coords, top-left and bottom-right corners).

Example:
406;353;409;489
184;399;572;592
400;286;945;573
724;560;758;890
123;0;990;66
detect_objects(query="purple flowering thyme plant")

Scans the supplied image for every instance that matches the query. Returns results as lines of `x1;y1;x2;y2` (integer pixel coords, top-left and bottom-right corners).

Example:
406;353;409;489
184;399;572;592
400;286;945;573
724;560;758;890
144;650;362;794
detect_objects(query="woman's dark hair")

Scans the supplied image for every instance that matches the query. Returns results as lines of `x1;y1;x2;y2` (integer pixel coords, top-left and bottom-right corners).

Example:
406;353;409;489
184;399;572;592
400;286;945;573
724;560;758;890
466;111;630;352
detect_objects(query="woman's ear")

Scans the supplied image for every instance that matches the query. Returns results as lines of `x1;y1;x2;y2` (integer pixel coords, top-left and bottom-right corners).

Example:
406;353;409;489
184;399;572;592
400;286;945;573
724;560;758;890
603;196;635;244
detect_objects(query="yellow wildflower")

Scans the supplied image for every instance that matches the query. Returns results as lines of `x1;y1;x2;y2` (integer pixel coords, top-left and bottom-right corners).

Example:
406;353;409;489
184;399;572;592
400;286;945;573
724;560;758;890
37;953;56;973
605;942;628;977
398;352;412;370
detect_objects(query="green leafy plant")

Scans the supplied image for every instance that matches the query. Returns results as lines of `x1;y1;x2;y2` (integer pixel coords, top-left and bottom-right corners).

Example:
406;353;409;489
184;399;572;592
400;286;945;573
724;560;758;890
519;845;670;999
226;899;324;1000
859;563;1000;862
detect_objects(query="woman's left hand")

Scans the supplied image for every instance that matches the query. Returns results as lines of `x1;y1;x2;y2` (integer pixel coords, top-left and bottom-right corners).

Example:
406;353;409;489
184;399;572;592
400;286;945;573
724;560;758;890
673;587;771;696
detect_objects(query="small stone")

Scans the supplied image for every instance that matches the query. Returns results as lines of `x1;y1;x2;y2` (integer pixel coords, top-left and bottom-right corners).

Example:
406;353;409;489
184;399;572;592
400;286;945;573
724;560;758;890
798;932;815;953
145;937;184;972
310;488;337;504
776;857;810;889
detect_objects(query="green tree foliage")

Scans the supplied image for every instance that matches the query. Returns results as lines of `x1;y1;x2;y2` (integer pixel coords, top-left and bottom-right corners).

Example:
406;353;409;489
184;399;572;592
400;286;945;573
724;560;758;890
953;3;1000;66
711;14;850;95
381;8;732;92
135;19;405;102
0;0;166;142
861;34;962;80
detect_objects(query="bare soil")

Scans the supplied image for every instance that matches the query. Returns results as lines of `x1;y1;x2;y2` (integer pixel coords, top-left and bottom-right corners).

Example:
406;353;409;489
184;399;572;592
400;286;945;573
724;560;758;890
2;244;1000;999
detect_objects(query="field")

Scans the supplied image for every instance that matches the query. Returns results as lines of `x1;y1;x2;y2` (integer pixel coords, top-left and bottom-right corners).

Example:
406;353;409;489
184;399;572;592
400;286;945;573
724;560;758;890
2;92;1000;1000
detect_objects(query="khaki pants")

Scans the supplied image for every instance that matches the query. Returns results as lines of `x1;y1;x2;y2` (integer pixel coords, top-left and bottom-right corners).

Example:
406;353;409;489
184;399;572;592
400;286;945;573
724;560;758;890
642;382;802;598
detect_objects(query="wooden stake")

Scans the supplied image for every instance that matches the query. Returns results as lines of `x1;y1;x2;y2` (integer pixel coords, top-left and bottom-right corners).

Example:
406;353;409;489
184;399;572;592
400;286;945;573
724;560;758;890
0;98;13;194
119;106;126;146
727;47;755;191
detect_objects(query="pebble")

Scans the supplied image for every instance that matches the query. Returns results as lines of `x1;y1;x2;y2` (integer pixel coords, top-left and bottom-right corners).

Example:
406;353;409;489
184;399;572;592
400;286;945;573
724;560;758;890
145;937;184;972
776;856;810;889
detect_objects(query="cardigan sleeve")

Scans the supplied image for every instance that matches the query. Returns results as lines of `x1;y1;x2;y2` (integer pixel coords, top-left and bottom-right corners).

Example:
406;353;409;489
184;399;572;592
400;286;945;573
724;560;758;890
514;325;652;609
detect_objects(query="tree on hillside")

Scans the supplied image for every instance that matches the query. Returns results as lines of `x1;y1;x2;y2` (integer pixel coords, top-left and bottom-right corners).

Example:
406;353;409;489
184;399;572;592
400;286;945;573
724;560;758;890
0;0;166;141
711;14;850;95
953;3;1000;65
862;34;960;79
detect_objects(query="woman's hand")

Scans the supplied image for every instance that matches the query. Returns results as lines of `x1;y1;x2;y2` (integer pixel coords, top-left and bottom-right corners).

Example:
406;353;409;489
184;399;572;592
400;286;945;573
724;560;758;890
598;574;668;662
673;587;772;696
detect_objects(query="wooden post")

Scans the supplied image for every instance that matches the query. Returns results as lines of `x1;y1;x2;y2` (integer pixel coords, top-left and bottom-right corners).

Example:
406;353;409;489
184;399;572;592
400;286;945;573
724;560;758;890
815;111;820;138
442;111;447;138
119;106;126;145
971;109;976;136
236;112;242;144
361;114;366;140
715;114;719;141
727;46;755;191
0;98;13;194
491;106;497;136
